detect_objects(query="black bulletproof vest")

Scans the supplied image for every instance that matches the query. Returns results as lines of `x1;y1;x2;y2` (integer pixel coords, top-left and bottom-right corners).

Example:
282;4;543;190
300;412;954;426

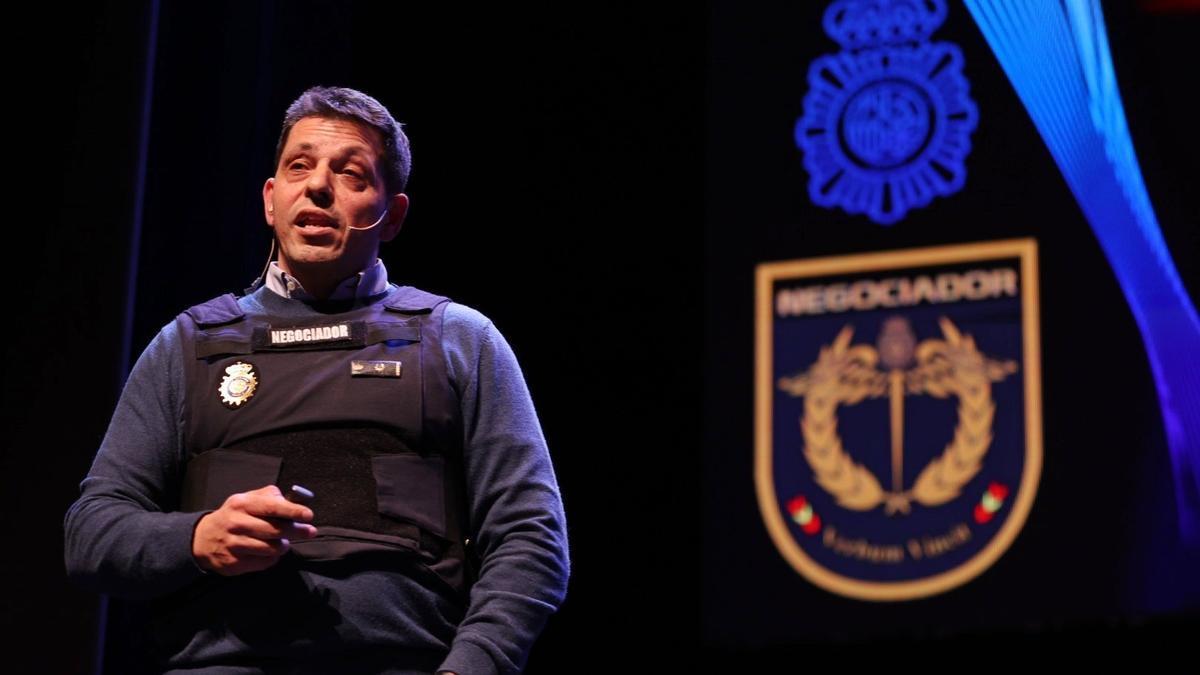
176;287;472;595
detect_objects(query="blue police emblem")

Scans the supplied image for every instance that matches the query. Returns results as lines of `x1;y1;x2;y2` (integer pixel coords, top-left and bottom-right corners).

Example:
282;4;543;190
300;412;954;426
756;240;1042;601
795;0;978;225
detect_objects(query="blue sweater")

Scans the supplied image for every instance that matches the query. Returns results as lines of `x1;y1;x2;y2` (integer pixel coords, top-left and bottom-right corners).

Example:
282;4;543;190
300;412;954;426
64;285;570;674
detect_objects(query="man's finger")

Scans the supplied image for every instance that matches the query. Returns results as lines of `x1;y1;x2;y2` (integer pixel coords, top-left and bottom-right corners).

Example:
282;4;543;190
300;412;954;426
227;535;289;558
249;484;284;499
228;515;318;540
283;522;319;539
226;513;284;538
251;497;314;522
234;486;315;522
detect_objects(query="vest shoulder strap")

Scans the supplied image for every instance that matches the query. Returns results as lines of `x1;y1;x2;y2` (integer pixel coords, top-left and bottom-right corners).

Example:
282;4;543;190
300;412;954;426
183;293;246;327
384;286;451;314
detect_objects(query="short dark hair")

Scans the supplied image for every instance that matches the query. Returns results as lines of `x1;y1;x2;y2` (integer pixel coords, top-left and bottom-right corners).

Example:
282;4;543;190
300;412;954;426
274;86;411;193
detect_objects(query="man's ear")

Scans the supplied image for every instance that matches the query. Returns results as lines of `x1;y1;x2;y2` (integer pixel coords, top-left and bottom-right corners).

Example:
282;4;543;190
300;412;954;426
380;193;409;242
263;177;276;226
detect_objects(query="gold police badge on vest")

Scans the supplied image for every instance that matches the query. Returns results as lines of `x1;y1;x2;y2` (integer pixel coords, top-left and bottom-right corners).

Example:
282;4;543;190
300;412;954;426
218;361;259;408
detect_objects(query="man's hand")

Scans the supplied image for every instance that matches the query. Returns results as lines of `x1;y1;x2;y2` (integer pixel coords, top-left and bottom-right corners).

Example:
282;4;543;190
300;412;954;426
192;485;318;576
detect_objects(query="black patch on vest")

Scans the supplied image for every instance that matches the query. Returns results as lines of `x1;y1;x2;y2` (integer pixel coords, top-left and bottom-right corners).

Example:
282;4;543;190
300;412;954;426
222;425;431;542
253;321;367;351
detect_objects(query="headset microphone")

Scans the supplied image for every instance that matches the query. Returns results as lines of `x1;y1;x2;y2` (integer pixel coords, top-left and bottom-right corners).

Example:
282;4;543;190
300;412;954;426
347;208;388;231
245;237;277;295
245;207;388;294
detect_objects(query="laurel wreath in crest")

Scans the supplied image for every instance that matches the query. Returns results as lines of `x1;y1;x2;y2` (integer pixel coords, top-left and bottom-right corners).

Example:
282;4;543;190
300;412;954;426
778;318;1017;514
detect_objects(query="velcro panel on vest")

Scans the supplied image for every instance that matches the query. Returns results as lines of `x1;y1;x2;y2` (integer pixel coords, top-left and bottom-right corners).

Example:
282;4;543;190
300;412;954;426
179;450;282;512
194;326;255;359
373;455;445;537
222;426;446;548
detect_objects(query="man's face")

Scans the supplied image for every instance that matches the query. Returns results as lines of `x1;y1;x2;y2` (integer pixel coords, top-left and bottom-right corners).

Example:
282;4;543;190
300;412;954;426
263;116;407;285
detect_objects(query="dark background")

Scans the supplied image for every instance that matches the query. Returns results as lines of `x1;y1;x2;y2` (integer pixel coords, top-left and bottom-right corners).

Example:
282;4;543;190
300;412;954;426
4;1;1197;672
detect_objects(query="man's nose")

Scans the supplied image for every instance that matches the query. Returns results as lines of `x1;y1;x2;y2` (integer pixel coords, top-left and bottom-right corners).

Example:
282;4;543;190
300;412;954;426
305;164;334;208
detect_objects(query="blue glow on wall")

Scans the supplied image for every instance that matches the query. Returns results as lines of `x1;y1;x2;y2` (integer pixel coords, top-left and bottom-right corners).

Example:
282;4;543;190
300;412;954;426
965;0;1200;544
795;0;978;225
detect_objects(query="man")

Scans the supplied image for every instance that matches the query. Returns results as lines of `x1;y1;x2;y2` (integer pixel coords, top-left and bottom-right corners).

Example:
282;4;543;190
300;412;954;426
65;86;570;675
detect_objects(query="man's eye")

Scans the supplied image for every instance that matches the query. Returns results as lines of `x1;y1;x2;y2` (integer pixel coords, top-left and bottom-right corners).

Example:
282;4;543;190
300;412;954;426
342;171;368;187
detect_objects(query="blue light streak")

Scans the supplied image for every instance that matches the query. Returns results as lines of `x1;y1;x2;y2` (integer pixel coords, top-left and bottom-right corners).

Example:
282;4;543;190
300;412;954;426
965;0;1200;544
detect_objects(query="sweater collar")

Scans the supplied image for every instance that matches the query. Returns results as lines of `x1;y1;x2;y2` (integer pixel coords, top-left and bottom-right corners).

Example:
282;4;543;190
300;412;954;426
264;259;390;302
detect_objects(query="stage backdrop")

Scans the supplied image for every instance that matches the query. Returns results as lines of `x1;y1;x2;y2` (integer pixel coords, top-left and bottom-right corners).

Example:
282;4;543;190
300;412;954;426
702;0;1199;663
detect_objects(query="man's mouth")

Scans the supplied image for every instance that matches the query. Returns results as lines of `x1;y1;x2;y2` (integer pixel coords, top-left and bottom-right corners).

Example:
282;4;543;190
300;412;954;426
295;211;339;230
